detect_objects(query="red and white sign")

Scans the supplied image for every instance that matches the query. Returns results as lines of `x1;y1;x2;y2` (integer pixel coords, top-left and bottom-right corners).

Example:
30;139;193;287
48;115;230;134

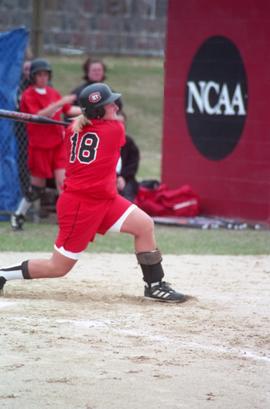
162;0;270;222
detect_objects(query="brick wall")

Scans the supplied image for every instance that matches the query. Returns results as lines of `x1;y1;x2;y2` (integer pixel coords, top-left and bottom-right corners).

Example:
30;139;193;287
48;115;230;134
0;0;168;56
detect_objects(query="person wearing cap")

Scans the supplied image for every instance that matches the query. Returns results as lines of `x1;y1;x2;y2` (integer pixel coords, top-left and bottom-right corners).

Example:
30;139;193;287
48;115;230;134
70;57;107;105
10;58;81;231
1;83;188;303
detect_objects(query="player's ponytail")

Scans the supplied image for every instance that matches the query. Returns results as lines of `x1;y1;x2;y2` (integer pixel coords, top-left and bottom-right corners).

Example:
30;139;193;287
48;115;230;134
71;114;92;132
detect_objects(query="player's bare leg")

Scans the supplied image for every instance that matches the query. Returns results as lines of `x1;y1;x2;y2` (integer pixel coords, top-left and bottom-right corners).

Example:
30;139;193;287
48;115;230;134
27;250;77;278
0;251;77;295
30;176;46;189
120;207;187;303
120;206;156;252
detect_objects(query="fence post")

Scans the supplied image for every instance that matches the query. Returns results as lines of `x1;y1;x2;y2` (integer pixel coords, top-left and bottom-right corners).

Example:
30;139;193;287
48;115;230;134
32;0;44;57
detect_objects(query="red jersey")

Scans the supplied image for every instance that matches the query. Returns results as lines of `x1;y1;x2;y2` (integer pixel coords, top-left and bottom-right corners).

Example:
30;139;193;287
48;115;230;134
64;119;126;199
20;85;71;148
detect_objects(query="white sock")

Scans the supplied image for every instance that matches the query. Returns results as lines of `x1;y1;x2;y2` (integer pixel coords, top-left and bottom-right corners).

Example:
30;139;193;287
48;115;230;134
0;269;24;281
146;281;161;288
151;281;161;287
15;198;32;215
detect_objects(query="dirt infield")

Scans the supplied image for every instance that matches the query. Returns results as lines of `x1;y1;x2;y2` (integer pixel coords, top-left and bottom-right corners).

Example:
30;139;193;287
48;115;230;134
0;252;269;409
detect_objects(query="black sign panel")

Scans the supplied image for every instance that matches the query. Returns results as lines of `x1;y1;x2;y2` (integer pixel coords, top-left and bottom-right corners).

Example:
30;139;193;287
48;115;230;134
185;36;248;160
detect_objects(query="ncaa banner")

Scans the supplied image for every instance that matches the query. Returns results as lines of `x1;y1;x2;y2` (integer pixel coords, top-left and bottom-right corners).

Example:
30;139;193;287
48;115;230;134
0;27;29;218
162;0;270;222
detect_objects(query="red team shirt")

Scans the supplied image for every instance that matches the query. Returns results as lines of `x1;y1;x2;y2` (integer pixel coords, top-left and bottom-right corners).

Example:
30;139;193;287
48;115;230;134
20;85;71;148
64;119;126;199
55;118;132;256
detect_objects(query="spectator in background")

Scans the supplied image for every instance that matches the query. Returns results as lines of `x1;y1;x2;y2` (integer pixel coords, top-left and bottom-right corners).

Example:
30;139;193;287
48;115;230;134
11;58;81;231
116;113;140;202
71;57;124;113
71;57;107;106
19;59;32;92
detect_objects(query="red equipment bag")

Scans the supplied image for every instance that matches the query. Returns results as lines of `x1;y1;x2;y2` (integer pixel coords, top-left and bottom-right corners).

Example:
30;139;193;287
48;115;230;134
135;182;200;217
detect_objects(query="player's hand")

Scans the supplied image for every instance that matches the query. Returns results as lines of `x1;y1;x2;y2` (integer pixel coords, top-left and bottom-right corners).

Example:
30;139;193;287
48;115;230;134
61;94;77;105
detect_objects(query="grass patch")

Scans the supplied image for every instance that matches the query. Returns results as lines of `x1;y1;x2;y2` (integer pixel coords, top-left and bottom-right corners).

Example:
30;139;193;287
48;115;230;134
0;222;269;255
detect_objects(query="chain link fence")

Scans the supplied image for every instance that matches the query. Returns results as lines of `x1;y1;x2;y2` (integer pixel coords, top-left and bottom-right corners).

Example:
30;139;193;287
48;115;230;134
15;88;30;198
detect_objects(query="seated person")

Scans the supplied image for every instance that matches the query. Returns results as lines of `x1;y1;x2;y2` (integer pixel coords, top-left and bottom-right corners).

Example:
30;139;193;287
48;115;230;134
117;134;140;202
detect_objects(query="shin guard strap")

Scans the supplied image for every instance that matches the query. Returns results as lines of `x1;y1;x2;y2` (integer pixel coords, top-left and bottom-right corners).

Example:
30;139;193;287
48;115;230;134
136;249;162;265
22;260;31;279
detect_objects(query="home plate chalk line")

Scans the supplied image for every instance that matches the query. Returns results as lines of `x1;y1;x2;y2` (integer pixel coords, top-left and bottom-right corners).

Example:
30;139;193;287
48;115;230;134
2;313;270;364
0;300;18;308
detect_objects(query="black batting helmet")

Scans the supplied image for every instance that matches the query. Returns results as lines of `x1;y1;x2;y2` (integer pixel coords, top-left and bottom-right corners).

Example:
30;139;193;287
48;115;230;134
79;83;121;119
30;58;52;82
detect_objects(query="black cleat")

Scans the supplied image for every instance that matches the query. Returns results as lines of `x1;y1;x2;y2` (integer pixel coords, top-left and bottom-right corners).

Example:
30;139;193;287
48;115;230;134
144;281;187;303
0;276;7;295
10;214;25;231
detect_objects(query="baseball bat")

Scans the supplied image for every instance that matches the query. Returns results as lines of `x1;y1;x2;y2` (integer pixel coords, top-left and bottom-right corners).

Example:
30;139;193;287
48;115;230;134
0;109;70;127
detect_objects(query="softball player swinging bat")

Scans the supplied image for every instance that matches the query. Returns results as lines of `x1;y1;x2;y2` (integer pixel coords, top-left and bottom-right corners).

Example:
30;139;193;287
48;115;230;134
0;83;188;303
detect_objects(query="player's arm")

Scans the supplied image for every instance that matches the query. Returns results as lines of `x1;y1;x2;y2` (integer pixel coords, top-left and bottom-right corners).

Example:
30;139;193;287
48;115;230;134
38;95;77;118
65;105;82;117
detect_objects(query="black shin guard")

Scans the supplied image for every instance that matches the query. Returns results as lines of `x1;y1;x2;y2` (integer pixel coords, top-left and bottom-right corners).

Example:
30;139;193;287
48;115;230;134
136;249;164;286
26;185;45;203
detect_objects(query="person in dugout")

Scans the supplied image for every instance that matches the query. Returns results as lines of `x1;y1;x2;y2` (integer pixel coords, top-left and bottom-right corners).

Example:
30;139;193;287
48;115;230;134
11;58;81;231
2;82;188;303
117;133;140;202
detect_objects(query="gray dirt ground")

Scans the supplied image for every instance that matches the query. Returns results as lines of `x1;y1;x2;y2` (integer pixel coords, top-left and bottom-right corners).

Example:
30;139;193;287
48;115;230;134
0;252;269;409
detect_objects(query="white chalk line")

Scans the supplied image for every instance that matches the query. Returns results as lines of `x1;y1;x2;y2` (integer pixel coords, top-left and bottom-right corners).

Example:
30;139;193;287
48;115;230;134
113;327;270;363
3;315;270;364
0;300;18;308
